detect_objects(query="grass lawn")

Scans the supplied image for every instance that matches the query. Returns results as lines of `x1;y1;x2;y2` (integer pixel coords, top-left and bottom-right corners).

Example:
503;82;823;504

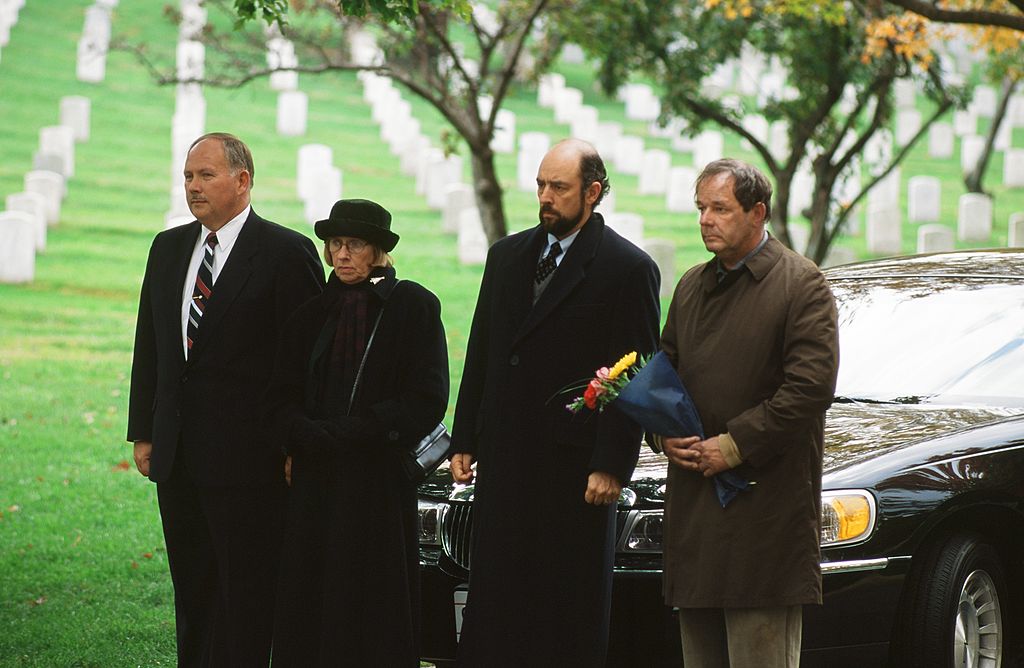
0;3;1022;666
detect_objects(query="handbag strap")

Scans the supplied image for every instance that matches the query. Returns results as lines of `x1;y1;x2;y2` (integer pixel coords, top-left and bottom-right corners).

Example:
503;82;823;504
347;279;400;415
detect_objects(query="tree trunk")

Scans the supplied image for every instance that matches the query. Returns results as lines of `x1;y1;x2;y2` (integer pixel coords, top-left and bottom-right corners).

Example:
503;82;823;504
769;171;794;249
469;143;508;245
964;76;1017;194
807;172;838;265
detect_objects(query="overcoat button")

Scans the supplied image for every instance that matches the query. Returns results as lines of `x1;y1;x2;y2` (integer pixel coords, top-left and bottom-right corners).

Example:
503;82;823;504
509;354;520;366
388;430;400;441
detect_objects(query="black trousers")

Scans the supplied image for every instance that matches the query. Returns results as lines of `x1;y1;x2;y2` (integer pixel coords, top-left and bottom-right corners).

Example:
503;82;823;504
156;453;286;668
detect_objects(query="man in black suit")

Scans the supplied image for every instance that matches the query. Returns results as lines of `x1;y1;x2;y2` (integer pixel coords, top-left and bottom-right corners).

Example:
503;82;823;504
449;138;661;666
128;132;324;666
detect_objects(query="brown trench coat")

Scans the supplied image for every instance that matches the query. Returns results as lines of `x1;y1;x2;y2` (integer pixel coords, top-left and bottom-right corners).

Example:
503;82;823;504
660;237;839;608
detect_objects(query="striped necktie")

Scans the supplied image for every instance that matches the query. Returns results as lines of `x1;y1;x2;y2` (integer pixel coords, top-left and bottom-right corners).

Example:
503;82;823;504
187;232;218;351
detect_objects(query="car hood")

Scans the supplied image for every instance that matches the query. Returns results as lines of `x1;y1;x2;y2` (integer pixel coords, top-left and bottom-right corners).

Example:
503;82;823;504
627;402;1021;496
421;403;1022;504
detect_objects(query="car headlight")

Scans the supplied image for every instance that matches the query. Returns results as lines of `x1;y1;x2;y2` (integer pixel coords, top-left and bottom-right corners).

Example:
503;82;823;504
820;490;876;547
418;499;445;546
621;510;663;552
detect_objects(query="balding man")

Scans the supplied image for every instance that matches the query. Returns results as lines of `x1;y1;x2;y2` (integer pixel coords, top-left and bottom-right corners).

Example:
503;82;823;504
450;139;661;666
128;133;324;666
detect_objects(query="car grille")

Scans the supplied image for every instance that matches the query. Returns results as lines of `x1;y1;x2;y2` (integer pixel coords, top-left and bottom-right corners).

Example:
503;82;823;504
440;501;473;571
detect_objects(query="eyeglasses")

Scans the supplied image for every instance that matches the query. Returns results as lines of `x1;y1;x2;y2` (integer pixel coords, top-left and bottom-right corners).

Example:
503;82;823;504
328;238;369;253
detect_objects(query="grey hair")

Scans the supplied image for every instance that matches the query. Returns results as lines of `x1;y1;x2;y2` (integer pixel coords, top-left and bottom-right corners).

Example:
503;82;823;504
189;132;255;188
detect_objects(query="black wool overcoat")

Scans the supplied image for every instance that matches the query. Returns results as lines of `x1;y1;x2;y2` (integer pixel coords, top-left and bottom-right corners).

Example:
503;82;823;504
266;268;449;667
450;214;661;667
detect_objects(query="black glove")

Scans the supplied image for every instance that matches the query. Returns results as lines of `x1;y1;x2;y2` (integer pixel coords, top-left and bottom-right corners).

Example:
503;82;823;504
288;416;337;456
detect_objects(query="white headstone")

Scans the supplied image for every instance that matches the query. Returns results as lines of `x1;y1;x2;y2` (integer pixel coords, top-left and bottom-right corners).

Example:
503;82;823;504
442;183;475;235
83;5;111;44
960;135;986;173
928;122;954;159
176;40;205;82
592;122;622;164
538;73;565;109
894;78;917;109
606;212;644;246
0;211;36;283
5;192;47;251
562;43;585;65
1008;212;1024;247
642;238;676;298
568;105;599;143
165;213;194;229
76;36;106;83
953;109;977;137
994;117;1014;152
957;192;992;242
666;166;697;213
1010;94;1024;127
614;135;644;176
864;130;893;173
553;87;583;124
417;148;445;195
692;131;723;171
823;246;857;268
302;166;342;226
970;85;998;117
60;96;91;142
638;149;671;195
769;121;789;162
623;84;660;122
895;109;921;146
277;91;308;136
296;144;333;201
907;175;941;223
400;135;431;177
1004;148;1024;188
38;125;75;178
595;189;616;216
457;208;488;265
426;155;463;210
787;167;814;220
916;224;954;253
866;169;902;255
24;171;64;225
179;2;207;39
517;132;550;192
491;109;516;154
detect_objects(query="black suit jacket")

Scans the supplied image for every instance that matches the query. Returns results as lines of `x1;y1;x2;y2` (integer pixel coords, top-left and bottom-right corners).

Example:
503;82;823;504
127;209;325;486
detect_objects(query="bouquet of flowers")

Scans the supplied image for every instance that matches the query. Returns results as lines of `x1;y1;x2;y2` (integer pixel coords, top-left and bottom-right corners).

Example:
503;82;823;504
564;351;643;413
564;350;749;507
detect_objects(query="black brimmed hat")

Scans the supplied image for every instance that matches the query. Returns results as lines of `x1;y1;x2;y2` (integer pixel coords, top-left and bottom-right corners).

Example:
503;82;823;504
314;198;399;252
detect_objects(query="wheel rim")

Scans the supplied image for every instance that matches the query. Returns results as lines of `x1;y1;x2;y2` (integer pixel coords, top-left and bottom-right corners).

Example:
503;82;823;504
953;569;1002;668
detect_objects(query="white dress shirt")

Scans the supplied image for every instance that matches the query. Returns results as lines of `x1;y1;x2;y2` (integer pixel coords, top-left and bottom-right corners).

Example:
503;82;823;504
180;206;250;357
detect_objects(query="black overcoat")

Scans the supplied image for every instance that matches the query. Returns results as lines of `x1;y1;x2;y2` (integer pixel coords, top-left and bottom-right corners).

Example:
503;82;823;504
450;214;661;667
266;268;449;667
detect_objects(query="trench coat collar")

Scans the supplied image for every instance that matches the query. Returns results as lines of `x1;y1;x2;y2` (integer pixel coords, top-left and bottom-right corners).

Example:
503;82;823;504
700;234;785;293
513;213;604;345
185;208;261;366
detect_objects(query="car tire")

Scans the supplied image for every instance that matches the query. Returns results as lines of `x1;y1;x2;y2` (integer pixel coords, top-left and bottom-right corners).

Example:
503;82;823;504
891;531;1007;668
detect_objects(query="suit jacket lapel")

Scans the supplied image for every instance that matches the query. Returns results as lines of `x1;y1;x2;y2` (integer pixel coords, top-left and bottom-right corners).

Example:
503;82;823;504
187;211;261;363
513;214;603;346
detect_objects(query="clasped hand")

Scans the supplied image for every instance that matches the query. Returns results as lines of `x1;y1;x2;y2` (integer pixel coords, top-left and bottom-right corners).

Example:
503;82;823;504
663;435;730;477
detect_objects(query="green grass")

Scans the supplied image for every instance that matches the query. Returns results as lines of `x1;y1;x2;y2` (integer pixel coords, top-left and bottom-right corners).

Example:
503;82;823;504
1;3;1023;666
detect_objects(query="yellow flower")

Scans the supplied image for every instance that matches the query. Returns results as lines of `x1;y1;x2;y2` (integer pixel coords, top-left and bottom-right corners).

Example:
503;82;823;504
607;351;638;380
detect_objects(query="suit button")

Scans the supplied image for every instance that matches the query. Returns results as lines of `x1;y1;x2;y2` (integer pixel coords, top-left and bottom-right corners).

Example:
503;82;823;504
388;430;400;441
509;354;520;366
181;375;189;383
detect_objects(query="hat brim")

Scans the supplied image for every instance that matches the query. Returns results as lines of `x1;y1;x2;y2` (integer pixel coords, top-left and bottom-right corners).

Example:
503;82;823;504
314;217;399;252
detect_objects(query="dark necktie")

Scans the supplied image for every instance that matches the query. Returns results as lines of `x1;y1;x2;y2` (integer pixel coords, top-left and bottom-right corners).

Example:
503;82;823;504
535;241;562;284
187;232;218;351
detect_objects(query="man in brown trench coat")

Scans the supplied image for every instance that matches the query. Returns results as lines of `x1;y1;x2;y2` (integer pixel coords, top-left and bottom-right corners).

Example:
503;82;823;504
654;159;839;667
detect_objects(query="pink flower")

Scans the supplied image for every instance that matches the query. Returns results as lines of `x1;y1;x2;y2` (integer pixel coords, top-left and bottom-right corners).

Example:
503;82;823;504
595;367;610;381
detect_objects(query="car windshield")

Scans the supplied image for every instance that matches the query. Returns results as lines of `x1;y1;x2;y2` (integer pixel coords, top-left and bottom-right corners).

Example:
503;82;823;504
831;276;1024;407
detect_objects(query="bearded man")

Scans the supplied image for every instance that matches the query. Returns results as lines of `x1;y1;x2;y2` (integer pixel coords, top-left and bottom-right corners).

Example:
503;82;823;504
449;138;661;666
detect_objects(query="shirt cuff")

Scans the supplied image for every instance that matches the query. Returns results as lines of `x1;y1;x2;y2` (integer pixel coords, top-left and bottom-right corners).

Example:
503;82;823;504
718;432;743;468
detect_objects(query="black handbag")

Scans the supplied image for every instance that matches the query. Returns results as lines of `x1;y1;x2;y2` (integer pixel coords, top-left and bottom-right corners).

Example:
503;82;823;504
348;280;449;484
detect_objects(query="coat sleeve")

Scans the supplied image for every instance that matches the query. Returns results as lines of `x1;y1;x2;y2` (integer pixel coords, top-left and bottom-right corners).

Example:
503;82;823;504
357;287;450;450
727;266;839;468
589;253;661;484
127;238;159;443
449;245;501;457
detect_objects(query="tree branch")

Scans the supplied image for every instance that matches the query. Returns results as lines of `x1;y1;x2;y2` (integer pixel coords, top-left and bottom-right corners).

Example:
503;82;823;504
887;0;1024;32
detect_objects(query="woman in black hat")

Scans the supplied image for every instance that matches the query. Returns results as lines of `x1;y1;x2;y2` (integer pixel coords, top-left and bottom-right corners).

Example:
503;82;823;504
266;198;449;666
